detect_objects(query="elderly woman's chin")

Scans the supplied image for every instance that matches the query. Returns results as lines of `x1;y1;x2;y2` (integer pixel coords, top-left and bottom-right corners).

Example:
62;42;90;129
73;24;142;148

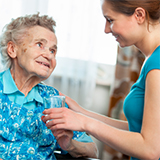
34;64;55;81
31;68;53;82
37;72;52;81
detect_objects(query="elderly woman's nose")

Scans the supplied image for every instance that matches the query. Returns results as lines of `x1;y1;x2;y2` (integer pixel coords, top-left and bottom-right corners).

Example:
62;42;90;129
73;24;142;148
43;48;55;59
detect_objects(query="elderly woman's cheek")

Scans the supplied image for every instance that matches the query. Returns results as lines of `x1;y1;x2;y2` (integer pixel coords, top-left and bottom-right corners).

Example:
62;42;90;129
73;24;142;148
23;48;27;53
52;59;57;70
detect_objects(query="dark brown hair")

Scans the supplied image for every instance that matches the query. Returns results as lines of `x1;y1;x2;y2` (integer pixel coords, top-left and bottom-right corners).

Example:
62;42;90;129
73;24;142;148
106;0;160;21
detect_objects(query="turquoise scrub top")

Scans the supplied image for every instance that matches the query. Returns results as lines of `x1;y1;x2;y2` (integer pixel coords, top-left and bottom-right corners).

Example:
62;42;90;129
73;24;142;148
124;46;160;160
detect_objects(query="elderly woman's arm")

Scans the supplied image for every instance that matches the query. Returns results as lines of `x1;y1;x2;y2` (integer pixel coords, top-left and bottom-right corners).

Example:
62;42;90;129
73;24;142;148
66;140;98;158
52;129;98;158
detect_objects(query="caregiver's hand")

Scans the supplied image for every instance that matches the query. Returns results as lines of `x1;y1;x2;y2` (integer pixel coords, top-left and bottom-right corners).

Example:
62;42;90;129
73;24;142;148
41;107;86;132
59;92;85;113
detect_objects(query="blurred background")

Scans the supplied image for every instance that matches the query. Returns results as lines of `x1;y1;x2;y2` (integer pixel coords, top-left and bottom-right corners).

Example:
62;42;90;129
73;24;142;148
0;0;145;159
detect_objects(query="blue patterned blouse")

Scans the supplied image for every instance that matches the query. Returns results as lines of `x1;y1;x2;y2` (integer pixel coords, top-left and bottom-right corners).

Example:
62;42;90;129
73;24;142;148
0;69;93;160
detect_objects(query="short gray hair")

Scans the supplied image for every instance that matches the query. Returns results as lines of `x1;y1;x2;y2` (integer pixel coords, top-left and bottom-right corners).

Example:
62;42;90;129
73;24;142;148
0;13;56;69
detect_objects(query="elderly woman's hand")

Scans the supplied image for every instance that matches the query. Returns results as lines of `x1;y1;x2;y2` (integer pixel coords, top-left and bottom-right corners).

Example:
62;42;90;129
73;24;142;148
52;129;73;151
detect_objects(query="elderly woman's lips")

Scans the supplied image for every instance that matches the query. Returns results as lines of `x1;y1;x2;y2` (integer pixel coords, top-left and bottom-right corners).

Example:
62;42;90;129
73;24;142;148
37;61;50;68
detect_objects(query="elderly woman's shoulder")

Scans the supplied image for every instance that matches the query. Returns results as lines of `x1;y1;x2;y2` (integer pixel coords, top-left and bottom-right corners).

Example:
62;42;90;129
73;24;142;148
0;70;5;87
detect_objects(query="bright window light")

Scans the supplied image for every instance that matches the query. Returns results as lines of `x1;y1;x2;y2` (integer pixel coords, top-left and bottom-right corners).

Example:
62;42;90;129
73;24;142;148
48;0;117;65
0;0;118;65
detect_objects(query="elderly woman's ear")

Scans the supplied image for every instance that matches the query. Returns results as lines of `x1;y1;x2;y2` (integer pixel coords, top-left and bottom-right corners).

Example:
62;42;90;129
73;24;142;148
7;41;17;58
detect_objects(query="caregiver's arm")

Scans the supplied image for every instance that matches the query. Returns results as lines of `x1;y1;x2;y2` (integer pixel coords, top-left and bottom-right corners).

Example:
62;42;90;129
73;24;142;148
44;70;160;159
63;93;128;131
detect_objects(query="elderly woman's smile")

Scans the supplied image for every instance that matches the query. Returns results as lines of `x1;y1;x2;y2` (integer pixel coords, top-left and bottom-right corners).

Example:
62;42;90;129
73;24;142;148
36;60;50;68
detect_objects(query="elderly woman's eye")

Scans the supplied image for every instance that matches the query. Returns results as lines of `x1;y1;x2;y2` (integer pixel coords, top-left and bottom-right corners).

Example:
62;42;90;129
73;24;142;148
37;42;43;48
50;49;55;54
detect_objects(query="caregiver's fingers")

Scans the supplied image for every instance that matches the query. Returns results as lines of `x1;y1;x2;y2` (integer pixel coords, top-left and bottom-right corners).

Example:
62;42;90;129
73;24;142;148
50;123;68;131
42;108;68;123
59;92;65;96
41;114;63;124
42;107;64;115
46;118;65;128
59;91;74;105
63;95;82;113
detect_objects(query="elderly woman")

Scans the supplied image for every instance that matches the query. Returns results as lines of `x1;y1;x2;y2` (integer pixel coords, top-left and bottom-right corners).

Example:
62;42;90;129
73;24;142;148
0;13;98;160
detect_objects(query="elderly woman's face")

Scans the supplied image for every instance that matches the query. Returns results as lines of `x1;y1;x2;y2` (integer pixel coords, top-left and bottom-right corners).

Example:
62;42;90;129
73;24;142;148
11;26;57;81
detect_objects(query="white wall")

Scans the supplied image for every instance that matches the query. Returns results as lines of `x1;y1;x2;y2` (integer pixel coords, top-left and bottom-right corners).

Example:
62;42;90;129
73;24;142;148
90;84;111;159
